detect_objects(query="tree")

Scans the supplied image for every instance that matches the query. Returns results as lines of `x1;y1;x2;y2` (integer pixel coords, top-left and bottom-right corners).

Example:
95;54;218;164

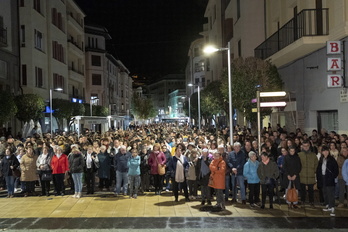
0;91;17;125
131;94;157;121
15;94;45;123
221;57;283;123
94;105;109;117
52;99;85;131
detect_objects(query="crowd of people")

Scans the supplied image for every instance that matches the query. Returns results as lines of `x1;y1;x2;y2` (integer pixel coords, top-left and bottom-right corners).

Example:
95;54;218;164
0;124;347;216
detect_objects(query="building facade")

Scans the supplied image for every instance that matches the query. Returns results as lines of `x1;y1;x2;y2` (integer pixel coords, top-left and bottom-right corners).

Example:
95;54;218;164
0;0;20;133
255;0;348;134
148;74;185;120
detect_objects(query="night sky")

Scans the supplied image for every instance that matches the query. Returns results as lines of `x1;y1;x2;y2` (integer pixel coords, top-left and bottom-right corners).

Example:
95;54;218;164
75;0;208;81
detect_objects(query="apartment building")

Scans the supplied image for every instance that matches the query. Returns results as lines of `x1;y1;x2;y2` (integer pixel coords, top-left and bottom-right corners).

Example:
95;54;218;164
148;74;185;120
0;0;20;132
255;0;348;134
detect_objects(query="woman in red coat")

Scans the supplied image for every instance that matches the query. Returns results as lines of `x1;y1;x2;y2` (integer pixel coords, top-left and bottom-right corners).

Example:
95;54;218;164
50;146;69;196
148;143;166;195
209;152;226;210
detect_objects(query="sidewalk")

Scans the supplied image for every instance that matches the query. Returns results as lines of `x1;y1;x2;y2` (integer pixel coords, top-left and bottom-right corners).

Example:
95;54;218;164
0;191;347;218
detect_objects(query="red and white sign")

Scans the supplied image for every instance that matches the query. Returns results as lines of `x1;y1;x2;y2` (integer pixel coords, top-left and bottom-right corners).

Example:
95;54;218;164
327;75;343;88
327;41;341;54
327;58;341;71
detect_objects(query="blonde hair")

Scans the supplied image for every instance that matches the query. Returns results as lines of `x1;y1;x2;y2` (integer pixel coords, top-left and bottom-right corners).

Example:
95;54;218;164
153;143;161;152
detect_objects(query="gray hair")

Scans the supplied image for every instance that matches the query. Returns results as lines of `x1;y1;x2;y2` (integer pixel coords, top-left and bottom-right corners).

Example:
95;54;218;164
233;142;241;147
248;151;256;158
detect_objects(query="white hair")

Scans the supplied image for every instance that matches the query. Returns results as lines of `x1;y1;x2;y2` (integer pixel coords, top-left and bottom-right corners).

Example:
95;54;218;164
233;142;241;147
248;151;256;158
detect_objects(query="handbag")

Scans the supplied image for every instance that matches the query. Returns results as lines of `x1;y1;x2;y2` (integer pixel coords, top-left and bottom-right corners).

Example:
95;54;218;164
12;168;21;178
208;176;214;186
156;156;166;175
286;180;298;203
41;170;53;181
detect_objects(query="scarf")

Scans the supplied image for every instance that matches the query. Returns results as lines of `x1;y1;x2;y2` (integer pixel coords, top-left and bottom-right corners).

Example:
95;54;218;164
200;157;210;177
175;155;185;183
86;153;92;169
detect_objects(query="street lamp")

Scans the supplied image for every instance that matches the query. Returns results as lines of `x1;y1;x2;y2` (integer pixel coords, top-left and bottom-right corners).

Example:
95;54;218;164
203;42;233;145
50;88;63;135
188;83;201;130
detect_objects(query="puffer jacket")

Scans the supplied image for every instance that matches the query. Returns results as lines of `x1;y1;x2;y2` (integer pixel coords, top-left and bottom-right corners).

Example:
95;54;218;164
68;153;85;173
298;150;318;184
127;155;140;176
243;159;260;184
257;160;279;185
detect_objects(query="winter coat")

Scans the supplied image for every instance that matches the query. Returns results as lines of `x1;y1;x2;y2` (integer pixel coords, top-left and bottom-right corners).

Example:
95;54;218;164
1;155;20;177
283;153;302;189
316;155;339;188
51;154;69;174
20;154;38;181
128;155;141;176
97;152;111;179
342;159;348;185
148;151;166;175
228;150;246;176
186;157;197;181
36;153;52;171
114;152;131;173
298;150;319;185
337;155;348;180
257;160;279;185
209;157;226;189
243;159;260;184
68;153;85;173
195;156;212;186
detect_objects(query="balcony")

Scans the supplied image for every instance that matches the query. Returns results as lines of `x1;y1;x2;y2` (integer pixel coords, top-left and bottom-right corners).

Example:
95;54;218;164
67;13;83;32
68;39;84;57
255;8;329;65
0;27;7;47
68;66;84;82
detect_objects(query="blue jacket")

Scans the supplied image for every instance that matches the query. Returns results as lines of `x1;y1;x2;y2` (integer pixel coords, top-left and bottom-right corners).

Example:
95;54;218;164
168;155;189;178
114;152;131;173
228;150;246;176
127;155;140;176
343;159;348;185
243;160;260;184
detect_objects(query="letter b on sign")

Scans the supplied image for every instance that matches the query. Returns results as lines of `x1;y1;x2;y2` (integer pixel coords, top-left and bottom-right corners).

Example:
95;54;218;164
327;75;342;88
327;41;341;54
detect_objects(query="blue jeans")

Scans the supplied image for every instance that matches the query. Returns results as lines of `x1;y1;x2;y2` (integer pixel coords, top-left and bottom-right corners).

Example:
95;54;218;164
5;176;15;195
231;175;246;200
116;171;128;194
128;175;140;196
72;173;83;192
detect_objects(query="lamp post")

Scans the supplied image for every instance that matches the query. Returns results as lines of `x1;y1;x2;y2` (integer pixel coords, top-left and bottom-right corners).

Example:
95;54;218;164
50;88;63;135
203;41;233;145
188;83;201;130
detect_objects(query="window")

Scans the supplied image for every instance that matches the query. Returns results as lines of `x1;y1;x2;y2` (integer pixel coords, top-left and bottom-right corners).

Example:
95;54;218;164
0;60;7;79
34;29;43;50
33;0;41;13
317;110;338;132
91;55;101;66
238;40;242;57
21;65;27;85
35;67;43;88
121;90;124;97
52;41;64;63
237;0;241;19
53;73;64;89
92;74;102;85
20;0;24;7
20;25;25;44
52;8;64;31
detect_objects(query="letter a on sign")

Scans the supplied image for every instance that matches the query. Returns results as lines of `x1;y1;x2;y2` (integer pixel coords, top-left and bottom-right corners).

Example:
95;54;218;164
327;41;341;54
328;58;341;71
327;75;342;88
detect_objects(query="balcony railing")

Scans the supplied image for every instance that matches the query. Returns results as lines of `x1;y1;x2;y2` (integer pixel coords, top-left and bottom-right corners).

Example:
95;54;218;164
255;8;329;60
0;27;7;46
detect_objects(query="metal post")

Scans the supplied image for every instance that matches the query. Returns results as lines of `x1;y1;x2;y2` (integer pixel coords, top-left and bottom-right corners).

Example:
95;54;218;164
77;117;80;138
188;97;191;125
227;41;233;145
197;85;201;130
50;89;53;135
257;90;261;156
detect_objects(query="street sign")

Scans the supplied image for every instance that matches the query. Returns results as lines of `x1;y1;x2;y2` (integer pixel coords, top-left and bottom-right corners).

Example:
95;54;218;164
340;89;348;102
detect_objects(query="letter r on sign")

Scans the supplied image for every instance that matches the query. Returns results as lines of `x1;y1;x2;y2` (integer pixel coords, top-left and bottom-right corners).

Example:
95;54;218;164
327;75;342;88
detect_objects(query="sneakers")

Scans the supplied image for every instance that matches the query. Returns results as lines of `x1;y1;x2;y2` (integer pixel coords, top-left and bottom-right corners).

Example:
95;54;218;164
323;207;333;212
72;192;77;198
330;208;335;217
